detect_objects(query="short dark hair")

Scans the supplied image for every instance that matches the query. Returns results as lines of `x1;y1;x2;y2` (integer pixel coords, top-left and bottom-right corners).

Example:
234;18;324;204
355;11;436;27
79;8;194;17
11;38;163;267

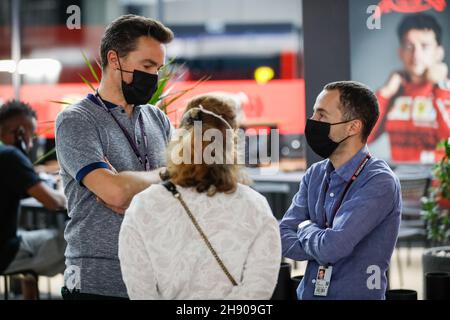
100;14;174;69
397;13;442;45
324;81;379;142
0;100;37;127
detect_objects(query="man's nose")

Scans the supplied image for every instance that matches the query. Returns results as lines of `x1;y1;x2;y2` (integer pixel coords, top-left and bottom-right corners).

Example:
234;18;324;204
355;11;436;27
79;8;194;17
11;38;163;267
412;46;423;60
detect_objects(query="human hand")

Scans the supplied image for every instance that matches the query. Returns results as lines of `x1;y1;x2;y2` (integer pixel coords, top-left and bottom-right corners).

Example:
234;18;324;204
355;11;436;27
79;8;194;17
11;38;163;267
96;196;128;215
145;166;167;184
379;71;404;99
426;62;448;84
104;156;118;174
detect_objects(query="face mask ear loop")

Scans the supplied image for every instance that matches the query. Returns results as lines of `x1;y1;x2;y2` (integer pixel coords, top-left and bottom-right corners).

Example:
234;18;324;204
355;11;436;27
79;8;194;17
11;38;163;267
114;50;126;85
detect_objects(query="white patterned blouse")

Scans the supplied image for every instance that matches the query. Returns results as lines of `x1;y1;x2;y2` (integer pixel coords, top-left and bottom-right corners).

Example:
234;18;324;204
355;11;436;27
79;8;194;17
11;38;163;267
118;183;281;300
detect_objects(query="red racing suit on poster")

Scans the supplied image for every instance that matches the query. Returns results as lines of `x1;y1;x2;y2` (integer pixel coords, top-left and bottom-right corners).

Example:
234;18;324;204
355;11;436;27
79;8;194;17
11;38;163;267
369;81;450;162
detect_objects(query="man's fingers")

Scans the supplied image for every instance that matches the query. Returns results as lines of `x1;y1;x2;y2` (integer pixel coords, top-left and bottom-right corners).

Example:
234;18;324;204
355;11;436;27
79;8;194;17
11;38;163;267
96;196;127;214
103;156;118;174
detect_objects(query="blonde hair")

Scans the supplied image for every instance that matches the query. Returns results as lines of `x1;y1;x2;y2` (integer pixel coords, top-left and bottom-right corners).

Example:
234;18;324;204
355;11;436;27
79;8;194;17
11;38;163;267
162;92;248;196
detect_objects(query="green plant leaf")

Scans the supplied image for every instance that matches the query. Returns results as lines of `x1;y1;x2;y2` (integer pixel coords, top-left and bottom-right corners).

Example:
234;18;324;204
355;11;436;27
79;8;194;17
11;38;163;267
162;75;211;106
81;50;100;83
49;100;72;105
94;57;102;72
78;73;96;92
33;147;56;166
149;76;171;105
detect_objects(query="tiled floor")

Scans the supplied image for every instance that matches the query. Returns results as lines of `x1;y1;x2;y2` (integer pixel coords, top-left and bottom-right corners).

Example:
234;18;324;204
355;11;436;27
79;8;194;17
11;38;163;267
1;247;425;300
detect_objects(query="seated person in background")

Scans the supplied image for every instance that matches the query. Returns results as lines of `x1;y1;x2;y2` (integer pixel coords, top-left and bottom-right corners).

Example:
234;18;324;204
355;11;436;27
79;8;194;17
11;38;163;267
0;100;67;299
119;93;281;299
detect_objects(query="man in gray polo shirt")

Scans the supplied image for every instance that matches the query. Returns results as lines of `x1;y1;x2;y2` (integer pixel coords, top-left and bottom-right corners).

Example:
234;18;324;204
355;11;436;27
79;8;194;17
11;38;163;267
55;15;174;299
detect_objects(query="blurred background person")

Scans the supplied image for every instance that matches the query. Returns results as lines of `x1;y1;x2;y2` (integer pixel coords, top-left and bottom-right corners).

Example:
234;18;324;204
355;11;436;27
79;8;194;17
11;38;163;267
0;100;66;299
119;93;281;299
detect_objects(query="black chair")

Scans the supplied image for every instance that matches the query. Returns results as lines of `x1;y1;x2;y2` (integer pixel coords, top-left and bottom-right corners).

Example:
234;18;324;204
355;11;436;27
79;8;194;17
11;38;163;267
271;262;293;300
425;272;450;300
251;182;291;220
394;166;431;287
385;289;418;300
2;270;39;300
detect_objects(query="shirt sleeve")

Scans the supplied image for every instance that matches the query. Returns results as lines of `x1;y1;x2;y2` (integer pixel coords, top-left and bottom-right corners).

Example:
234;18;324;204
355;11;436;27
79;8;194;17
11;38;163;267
296;173;401;266
159;107;173;143
368;91;391;144
3;148;41;196
224;203;282;300
55;110;109;186
279;170;315;261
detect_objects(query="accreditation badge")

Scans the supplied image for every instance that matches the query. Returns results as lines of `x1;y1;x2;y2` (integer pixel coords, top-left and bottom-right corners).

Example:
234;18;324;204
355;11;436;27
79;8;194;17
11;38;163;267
313;266;332;297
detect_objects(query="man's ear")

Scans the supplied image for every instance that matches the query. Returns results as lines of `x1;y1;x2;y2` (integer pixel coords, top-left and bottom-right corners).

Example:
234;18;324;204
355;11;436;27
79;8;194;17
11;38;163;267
107;50;119;69
349;119;363;136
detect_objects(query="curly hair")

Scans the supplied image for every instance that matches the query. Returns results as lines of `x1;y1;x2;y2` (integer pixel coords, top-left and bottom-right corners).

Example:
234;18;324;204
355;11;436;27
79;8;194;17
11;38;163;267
162;93;244;196
0;100;37;128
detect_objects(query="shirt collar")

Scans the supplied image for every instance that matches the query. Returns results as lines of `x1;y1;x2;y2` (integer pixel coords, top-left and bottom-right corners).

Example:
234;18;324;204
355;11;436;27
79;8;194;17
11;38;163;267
330;144;370;182
87;93;117;109
87;93;142;114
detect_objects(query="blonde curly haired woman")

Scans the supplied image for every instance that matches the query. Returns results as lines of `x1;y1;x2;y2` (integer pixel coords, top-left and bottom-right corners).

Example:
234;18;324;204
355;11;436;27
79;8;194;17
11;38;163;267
118;92;281;299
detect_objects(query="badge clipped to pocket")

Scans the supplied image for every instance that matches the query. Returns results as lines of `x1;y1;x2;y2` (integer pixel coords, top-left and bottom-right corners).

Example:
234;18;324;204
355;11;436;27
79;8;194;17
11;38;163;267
313;265;332;297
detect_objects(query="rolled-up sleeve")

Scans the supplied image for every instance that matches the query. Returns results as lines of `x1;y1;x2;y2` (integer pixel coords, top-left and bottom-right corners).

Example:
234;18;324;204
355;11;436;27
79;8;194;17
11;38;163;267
297;174;400;266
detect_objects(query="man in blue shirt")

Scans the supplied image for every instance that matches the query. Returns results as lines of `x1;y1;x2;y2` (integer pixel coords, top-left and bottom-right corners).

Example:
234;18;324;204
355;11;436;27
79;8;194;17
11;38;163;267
280;81;402;299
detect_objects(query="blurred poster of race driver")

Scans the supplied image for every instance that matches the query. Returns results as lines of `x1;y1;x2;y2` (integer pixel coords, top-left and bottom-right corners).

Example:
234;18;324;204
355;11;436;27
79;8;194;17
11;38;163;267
369;13;450;163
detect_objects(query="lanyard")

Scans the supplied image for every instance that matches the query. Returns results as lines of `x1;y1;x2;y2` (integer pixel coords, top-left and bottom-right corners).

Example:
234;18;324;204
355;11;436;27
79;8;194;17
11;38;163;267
324;154;371;228
94;92;150;171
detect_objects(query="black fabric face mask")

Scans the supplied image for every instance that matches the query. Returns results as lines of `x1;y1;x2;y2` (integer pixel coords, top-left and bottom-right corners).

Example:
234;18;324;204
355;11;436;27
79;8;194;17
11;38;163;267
305;118;355;159
116;52;158;106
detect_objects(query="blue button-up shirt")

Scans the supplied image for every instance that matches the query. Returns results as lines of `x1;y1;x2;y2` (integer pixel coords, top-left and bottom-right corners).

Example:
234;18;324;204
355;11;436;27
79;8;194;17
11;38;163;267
279;145;401;299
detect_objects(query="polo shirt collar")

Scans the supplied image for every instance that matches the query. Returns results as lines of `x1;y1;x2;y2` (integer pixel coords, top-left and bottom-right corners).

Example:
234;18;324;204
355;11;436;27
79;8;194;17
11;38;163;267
87;93;117;109
87;93;142;114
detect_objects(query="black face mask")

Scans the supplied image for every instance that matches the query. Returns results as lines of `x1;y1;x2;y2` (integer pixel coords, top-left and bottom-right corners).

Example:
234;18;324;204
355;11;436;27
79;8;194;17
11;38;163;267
305;118;355;159
116;52;158;106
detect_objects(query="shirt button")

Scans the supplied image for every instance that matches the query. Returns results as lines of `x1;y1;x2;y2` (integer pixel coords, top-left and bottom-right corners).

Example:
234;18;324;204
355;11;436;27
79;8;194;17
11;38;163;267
330;192;334;197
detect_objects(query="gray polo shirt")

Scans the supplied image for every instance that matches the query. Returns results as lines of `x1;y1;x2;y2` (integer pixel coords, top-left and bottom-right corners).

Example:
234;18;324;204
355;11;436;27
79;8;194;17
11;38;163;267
55;94;172;298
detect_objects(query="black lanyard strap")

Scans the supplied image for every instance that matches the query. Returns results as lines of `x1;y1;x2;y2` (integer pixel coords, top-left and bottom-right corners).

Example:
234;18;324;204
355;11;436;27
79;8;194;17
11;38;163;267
325;154;371;228
94;92;150;171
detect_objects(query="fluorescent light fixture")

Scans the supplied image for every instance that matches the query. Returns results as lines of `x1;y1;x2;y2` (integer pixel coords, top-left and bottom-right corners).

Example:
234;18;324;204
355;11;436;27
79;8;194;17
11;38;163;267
18;58;62;75
0;60;16;73
0;58;62;83
0;58;62;75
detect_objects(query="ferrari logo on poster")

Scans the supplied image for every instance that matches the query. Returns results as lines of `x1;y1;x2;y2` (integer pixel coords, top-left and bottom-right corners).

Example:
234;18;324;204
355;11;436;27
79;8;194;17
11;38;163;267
412;97;436;124
387;96;412;121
